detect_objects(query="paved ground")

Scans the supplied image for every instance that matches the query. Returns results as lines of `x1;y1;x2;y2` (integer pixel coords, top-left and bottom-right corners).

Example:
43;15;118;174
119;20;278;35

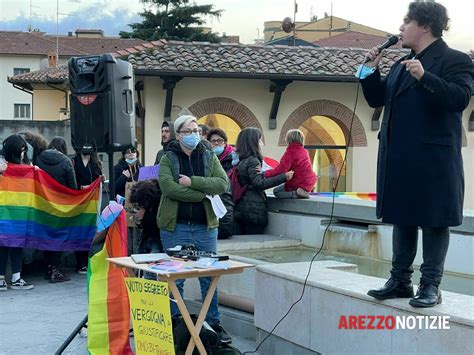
0;268;258;354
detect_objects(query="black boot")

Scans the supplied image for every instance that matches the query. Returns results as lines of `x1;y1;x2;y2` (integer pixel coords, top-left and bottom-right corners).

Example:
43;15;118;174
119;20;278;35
409;283;441;308
367;278;414;300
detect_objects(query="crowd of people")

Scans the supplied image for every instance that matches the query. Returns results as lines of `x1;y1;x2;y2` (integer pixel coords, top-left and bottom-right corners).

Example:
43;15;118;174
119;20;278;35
0;120;318;343
0;132;105;290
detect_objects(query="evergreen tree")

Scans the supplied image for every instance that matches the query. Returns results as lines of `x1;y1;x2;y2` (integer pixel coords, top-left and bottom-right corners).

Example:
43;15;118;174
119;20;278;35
120;0;222;42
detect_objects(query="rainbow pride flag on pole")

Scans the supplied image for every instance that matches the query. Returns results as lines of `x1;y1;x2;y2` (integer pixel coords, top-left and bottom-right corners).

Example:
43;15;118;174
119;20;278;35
0;164;100;251
87;202;132;355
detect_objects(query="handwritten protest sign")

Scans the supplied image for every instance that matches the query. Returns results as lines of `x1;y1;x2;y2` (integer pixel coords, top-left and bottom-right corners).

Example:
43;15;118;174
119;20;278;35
125;278;174;355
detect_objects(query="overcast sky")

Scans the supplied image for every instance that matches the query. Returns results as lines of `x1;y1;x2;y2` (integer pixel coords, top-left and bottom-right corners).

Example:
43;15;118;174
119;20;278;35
1;0;472;51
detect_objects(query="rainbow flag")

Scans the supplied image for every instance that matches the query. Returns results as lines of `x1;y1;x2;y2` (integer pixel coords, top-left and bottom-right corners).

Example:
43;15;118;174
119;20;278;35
87;202;132;355
310;192;376;201
0;164;101;251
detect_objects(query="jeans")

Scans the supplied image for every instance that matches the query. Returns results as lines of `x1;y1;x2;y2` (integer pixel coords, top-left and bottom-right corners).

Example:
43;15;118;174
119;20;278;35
390;225;450;286
0;247;23;276
160;224;220;326
273;184;297;199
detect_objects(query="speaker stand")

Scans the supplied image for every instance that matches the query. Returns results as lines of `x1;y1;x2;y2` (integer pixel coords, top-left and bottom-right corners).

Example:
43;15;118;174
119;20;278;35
55;315;88;354
56;151;117;354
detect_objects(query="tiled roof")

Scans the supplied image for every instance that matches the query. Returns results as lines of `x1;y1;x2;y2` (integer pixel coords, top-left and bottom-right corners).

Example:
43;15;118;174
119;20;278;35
0;31;148;56
9;40;410;87
126;41;408;80
314;31;403;49
9;66;68;86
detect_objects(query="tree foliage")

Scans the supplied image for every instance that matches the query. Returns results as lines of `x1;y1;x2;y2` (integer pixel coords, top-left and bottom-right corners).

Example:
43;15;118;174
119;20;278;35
120;0;222;42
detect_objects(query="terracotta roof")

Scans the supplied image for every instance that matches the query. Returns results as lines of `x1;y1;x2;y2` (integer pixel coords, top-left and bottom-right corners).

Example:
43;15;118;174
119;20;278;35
0;31;148;56
9;66;68;87
9;40;411;88
314;31;403;49
125;41;408;80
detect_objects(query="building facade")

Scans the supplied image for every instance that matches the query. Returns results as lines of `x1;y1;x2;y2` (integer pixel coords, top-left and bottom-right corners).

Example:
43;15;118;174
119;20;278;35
8;41;474;209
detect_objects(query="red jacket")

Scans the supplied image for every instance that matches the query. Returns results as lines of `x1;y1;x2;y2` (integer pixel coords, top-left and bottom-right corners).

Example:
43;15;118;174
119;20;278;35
264;142;317;192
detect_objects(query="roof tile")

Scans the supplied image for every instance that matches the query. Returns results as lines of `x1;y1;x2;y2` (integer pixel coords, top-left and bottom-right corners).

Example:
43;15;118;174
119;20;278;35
16;40;473;87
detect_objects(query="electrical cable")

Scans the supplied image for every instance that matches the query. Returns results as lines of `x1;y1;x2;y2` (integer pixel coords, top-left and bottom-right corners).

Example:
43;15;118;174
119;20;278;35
243;58;366;355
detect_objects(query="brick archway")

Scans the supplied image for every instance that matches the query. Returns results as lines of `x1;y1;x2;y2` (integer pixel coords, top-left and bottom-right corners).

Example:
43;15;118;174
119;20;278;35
188;97;262;131
279;100;367;147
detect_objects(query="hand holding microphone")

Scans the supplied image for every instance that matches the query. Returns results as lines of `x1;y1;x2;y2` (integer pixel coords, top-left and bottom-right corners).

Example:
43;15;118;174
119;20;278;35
364;35;399;67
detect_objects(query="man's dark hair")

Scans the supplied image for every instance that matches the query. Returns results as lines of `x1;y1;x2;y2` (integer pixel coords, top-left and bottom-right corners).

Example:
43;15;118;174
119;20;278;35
236;127;262;161
129;180;161;210
407;1;449;38
207;128;228;143
48;137;68;155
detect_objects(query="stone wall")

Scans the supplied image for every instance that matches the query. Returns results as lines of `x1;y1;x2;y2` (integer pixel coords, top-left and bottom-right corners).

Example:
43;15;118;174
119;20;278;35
0;119;72;152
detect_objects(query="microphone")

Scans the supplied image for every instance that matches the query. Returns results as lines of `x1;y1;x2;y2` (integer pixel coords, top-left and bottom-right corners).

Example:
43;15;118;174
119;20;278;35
364;35;399;63
377;35;399;51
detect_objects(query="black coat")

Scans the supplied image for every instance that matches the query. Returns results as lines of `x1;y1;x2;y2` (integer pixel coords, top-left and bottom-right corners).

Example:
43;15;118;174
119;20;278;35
361;39;473;227
36;150;77;190
234;156;286;228
72;155;102;188
113;159;140;197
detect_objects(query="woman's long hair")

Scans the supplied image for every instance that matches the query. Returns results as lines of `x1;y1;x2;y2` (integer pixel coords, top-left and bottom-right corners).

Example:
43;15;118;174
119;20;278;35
236;127;262;161
48;137;68;155
2;134;29;164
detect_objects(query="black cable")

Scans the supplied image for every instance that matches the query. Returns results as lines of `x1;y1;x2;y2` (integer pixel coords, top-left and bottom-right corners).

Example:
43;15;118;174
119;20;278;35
243;63;365;355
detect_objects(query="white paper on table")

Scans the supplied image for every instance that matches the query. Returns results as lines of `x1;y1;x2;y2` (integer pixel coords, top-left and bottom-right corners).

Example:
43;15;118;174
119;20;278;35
206;195;227;219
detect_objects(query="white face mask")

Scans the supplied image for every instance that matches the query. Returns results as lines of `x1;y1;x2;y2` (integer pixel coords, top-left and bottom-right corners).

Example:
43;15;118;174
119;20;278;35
259;139;264;148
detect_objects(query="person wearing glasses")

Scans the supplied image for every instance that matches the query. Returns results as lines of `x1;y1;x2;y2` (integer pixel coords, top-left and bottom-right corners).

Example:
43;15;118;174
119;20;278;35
207;128;239;239
157;115;231;343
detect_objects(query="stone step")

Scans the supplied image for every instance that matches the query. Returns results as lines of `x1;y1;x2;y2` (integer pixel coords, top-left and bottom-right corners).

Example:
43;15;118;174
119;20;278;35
218;234;300;253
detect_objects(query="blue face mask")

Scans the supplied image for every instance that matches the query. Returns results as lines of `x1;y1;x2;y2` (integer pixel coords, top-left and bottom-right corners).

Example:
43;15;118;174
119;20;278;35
26;142;34;162
125;158;137;164
212;146;224;155
181;133;201;150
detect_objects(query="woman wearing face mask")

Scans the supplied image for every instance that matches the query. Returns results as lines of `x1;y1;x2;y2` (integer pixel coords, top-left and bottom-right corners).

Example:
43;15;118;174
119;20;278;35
113;147;141;198
234;127;293;235
157;115;232;343
208;128;238;239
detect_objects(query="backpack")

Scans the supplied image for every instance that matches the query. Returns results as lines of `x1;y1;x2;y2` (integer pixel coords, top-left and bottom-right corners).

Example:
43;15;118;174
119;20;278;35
172;315;220;354
172;315;241;355
227;167;247;203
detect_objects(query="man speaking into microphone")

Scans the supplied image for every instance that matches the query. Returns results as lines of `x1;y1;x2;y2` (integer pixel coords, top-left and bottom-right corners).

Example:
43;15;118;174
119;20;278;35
357;2;473;307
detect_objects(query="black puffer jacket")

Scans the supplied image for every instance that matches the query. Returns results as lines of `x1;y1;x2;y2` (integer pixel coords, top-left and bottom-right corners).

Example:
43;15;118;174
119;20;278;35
36;149;78;189
234;156;286;228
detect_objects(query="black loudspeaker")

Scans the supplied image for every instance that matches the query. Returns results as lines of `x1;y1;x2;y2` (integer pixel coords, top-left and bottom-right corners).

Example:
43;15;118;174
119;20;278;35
68;54;136;153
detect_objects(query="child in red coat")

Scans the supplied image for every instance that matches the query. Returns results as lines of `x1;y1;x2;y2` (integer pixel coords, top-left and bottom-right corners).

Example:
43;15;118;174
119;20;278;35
264;129;317;198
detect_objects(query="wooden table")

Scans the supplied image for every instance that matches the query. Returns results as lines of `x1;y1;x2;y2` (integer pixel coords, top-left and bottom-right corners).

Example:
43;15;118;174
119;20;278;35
108;256;253;355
